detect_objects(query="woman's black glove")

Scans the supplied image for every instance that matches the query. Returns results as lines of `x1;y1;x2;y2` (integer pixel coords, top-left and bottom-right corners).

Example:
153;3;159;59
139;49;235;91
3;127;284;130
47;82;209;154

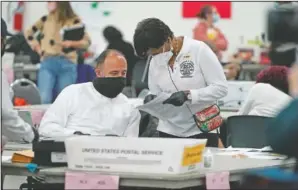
144;94;157;104
163;91;188;106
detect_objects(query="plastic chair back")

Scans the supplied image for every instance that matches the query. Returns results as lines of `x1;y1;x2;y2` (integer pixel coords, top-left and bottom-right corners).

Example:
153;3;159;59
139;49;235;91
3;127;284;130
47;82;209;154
10;78;41;105
226;115;273;148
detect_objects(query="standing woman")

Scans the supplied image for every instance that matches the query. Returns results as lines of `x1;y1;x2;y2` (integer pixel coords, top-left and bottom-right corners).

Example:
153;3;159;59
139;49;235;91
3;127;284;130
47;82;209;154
25;2;91;104
133;18;228;147
193;5;228;61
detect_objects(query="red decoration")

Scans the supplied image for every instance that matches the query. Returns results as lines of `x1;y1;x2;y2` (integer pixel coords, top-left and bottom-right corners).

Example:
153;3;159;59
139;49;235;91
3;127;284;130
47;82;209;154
182;2;232;19
14;97;30;106
13;1;25;32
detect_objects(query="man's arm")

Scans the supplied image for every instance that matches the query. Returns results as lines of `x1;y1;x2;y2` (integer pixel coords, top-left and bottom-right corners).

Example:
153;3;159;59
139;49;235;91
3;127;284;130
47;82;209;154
190;42;228;104
123;109;141;137
1;72;35;142
38;85;76;138
268;99;298;157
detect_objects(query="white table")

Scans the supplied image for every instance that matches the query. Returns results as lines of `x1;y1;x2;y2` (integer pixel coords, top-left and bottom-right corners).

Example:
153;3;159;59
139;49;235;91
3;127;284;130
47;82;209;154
3;143;294;189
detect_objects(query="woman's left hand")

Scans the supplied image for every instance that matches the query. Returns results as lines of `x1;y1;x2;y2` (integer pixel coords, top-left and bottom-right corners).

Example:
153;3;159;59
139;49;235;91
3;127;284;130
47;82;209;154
61;40;74;48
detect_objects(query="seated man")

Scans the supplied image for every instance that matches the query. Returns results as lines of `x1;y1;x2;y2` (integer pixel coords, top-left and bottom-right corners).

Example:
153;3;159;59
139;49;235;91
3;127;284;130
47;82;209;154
39;49;141;137
238;66;292;117
1;18;38;144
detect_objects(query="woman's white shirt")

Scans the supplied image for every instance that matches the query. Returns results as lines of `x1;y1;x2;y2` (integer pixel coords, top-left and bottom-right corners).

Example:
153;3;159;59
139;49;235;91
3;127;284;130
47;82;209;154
148;36;228;137
238;83;292;117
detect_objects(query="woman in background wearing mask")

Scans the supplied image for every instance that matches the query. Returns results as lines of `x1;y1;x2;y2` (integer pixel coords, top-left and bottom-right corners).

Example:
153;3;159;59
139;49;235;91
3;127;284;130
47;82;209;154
25;2;91;104
133;18;228;147
193;5;228;61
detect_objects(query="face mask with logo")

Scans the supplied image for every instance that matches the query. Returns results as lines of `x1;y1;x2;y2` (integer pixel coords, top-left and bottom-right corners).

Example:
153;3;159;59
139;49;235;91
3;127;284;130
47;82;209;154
212;13;220;23
92;77;126;98
160;40;174;63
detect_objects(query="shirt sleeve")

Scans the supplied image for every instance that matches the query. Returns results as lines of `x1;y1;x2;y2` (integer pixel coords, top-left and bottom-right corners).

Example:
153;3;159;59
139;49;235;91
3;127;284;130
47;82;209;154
190;42;228;104
24;15;46;49
268;98;298;157
123;108;141;137
1;72;34;143
148;58;162;95
38;85;76;137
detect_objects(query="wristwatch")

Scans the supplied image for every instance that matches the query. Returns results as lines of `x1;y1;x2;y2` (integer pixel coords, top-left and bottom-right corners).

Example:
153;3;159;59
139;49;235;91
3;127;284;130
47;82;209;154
185;90;192;101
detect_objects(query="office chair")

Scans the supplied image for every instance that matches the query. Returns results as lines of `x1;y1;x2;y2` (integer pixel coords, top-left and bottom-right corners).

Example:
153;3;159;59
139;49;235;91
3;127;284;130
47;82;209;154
10;78;41;105
226;115;273;148
131;58;149;96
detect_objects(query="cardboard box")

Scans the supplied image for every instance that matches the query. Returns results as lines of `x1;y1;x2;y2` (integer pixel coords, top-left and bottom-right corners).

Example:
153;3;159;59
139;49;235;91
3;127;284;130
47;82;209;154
65;136;207;174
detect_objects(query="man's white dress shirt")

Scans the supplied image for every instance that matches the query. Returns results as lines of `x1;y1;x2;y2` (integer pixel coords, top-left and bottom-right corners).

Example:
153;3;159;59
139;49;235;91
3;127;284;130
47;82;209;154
148;36;228;137
39;82;141;137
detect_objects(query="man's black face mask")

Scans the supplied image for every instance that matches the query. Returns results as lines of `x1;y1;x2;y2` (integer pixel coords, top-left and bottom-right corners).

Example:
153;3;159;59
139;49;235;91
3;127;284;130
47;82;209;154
92;77;126;98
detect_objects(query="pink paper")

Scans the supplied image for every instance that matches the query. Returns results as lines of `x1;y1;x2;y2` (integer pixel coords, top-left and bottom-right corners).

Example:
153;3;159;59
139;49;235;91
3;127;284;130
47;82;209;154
31;110;45;126
65;171;119;190
206;172;230;190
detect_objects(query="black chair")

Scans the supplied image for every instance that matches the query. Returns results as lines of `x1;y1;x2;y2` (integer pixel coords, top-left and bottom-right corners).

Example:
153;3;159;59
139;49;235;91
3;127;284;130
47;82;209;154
131;58;149;96
226;115;273;148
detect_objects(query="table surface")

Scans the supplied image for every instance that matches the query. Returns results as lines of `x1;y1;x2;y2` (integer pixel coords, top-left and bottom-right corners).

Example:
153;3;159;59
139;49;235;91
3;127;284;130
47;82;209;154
3;145;295;189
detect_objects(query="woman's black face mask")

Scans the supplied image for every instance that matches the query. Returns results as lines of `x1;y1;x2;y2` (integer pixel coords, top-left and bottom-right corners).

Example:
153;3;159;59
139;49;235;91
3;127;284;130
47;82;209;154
92;77;126;98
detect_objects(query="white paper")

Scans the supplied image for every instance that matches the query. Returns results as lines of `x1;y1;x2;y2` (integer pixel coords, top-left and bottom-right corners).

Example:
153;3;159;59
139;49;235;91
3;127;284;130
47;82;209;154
137;93;186;120
216;149;286;160
2;156;12;162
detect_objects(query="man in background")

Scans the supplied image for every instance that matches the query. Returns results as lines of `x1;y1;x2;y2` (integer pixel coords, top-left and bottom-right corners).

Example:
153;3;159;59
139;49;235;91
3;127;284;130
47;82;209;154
103;26;137;86
1;18;38;144
39;49;140;137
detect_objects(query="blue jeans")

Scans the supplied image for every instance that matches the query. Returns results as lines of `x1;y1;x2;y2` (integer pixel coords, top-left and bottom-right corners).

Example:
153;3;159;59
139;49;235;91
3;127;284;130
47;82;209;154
38;56;77;104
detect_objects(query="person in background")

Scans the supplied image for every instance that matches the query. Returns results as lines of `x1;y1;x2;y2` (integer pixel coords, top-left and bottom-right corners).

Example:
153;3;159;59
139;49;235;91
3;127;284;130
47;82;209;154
193;5;228;61
133;18;227;147
103;26;137;86
238;66;292;117
224;62;241;80
25;2;91;104
268;65;298;159
39;49;140;138
1;18;39;144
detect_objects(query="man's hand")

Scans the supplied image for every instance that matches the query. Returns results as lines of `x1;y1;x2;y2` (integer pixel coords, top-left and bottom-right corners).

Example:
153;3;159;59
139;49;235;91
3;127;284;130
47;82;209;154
73;131;90;135
163;91;188;106
288;65;298;97
61;40;74;48
32;126;39;143
144;94;157;104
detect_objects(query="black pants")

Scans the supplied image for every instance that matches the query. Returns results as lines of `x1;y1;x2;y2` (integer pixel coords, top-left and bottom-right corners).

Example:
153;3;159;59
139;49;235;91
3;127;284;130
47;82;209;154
159;131;219;147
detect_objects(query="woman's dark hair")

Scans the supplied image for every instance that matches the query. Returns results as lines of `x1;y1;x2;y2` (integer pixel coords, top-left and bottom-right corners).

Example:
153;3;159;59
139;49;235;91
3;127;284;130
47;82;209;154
56;2;77;24
133;18;174;57
103;26;123;43
256;66;289;94
197;5;213;19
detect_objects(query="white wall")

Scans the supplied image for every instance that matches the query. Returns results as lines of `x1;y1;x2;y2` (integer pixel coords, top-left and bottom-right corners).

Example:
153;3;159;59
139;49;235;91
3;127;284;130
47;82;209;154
2;1;272;60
